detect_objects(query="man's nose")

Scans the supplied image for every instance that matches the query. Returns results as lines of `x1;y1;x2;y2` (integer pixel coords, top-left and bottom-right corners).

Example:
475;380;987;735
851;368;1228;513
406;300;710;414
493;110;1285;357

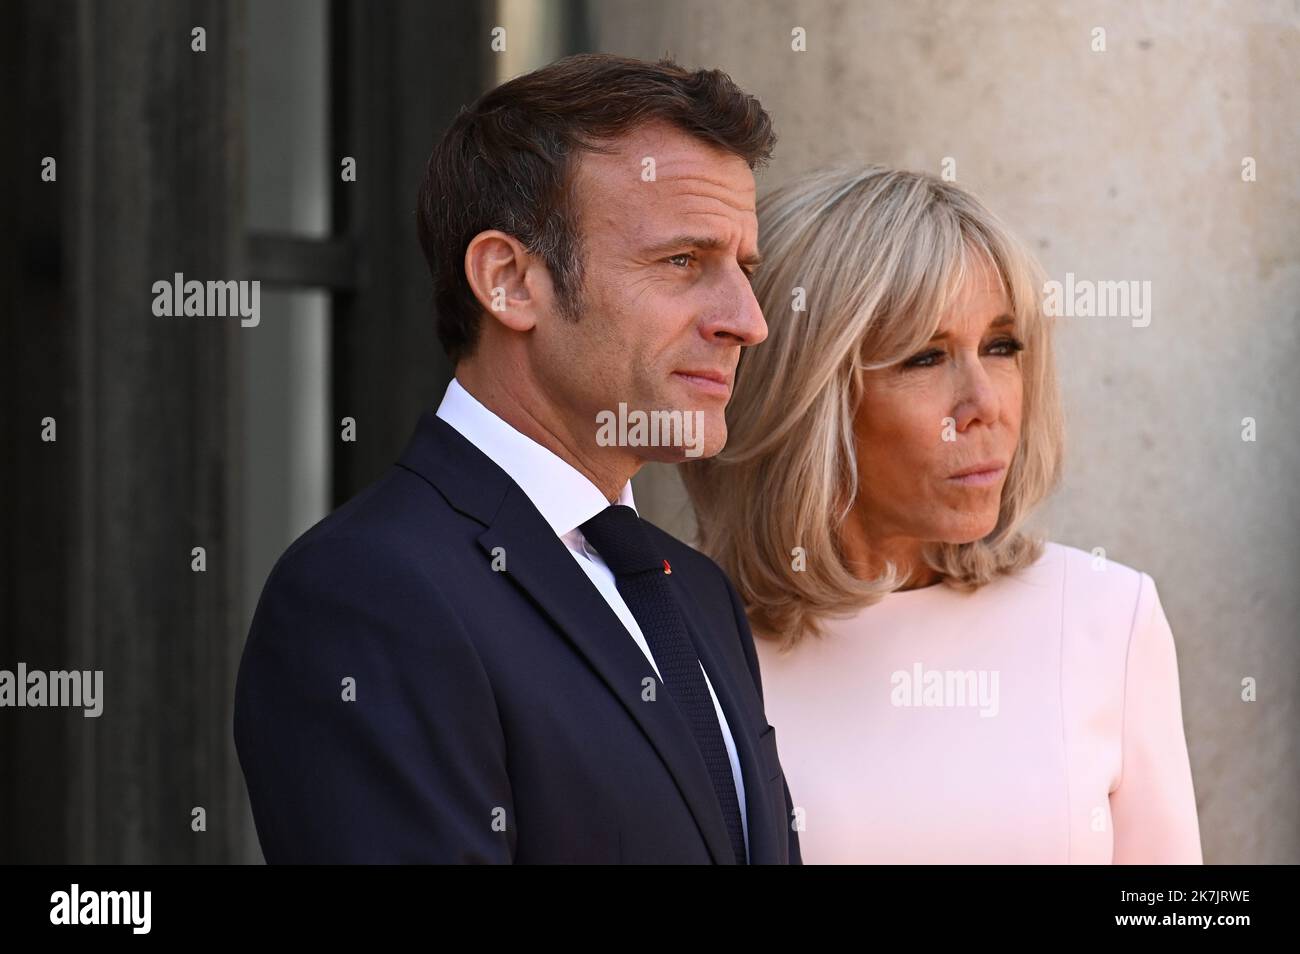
703;270;768;346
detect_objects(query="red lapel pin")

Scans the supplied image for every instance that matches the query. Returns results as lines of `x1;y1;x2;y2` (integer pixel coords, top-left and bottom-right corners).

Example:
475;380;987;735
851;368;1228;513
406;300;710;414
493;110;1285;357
663;559;672;575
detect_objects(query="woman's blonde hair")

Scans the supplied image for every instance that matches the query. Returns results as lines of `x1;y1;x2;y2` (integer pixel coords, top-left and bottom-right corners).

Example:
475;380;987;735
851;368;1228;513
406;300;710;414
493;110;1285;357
680;164;1064;647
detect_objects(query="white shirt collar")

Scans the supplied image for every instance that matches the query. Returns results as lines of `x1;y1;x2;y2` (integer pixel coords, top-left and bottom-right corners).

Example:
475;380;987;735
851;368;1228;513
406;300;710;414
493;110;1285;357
435;377;636;538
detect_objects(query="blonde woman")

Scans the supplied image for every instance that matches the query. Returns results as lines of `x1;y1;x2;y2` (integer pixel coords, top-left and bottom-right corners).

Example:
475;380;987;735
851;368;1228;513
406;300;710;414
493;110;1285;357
681;165;1203;864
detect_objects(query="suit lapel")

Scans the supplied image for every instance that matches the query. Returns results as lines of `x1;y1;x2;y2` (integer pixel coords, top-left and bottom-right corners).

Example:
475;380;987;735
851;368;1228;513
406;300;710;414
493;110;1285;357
399;411;734;864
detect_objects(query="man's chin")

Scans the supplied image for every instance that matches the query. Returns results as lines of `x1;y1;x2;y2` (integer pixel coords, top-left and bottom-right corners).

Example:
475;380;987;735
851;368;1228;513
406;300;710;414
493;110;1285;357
682;410;726;460
636;424;726;463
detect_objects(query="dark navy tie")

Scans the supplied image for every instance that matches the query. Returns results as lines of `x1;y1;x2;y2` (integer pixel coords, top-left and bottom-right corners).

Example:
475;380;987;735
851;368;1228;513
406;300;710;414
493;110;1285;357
579;504;747;865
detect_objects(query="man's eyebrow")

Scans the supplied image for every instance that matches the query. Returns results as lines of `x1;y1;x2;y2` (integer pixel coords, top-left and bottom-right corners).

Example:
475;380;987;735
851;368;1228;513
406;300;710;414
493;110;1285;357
928;314;1016;340
643;233;764;268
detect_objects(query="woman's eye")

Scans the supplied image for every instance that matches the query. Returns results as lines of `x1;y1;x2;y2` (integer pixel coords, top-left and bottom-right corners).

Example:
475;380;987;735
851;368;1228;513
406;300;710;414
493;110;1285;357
902;337;1024;369
989;336;1026;356
903;349;944;368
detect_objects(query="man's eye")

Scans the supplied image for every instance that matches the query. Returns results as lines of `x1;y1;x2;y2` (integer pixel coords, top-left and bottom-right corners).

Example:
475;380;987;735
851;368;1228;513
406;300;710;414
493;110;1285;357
666;253;693;268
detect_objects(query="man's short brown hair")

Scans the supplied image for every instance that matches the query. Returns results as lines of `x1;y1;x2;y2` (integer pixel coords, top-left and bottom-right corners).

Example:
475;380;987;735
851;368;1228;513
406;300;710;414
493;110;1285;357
416;53;776;364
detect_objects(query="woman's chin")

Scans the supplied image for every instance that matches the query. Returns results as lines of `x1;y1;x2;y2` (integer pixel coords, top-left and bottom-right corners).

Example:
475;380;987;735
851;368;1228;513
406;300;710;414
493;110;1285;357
935;514;1001;545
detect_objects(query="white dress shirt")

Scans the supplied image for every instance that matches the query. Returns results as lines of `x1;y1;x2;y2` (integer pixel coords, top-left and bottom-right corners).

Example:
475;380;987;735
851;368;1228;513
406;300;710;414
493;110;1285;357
436;377;748;858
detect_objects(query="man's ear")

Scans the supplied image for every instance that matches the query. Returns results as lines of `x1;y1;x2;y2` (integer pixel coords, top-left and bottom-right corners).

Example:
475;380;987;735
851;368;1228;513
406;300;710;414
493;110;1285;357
464;229;552;333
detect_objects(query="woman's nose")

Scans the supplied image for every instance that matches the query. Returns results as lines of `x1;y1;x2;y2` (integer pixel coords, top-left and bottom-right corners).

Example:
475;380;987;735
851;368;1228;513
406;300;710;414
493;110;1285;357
953;358;1001;428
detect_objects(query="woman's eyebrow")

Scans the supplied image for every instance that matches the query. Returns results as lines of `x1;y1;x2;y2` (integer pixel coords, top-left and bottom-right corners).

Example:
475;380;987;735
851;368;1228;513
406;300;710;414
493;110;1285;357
928;314;1016;340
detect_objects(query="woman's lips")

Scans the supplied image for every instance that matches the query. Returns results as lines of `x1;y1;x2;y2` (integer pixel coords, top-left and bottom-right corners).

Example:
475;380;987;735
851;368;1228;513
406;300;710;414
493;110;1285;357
947;465;1006;487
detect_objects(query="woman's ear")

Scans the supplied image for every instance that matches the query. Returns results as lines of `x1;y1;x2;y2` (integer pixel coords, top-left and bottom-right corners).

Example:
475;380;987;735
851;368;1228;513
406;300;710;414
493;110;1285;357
464;229;549;333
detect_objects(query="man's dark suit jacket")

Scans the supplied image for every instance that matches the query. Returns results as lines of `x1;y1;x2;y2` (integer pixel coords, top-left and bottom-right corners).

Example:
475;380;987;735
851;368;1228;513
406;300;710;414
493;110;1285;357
234;408;802;864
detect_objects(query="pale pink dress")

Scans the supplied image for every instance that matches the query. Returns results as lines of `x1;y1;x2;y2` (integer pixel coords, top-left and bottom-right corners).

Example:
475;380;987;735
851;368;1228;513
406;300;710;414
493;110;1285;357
755;542;1203;864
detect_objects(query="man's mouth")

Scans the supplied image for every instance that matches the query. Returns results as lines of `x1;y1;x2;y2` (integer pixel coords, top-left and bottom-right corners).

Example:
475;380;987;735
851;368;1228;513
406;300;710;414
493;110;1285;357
672;369;731;396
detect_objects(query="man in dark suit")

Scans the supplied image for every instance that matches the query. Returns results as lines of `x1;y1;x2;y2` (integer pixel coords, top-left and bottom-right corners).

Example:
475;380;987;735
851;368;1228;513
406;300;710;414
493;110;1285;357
234;53;800;864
